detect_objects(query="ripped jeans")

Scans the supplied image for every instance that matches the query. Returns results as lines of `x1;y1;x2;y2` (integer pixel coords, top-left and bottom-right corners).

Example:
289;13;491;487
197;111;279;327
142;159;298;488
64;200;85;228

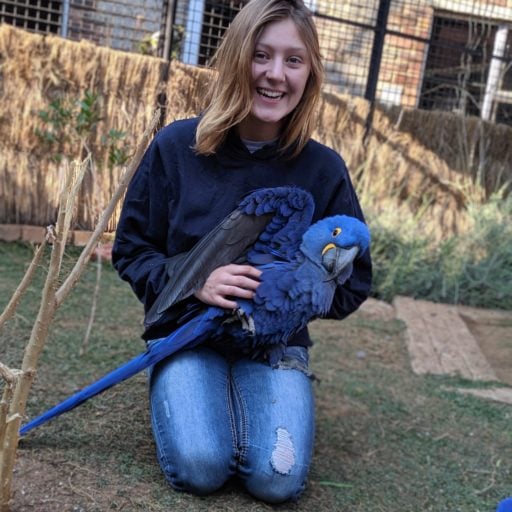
148;344;315;504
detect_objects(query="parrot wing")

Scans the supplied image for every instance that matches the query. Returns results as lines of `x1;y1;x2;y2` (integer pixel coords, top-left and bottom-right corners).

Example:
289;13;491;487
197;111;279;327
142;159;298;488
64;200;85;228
144;208;272;327
145;187;315;327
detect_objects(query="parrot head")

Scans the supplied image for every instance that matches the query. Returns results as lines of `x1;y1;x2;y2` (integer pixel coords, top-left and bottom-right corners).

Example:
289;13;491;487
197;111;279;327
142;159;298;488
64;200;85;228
300;215;370;281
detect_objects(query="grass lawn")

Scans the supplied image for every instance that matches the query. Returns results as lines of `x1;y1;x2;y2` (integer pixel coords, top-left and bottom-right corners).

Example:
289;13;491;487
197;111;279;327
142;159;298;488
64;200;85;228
1;241;511;511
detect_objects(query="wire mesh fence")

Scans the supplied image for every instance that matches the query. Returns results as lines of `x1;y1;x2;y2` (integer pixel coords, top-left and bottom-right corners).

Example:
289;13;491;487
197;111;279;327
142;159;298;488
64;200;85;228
1;0;511;125
0;0;166;51
165;0;512;125
65;0;164;52
0;0;62;34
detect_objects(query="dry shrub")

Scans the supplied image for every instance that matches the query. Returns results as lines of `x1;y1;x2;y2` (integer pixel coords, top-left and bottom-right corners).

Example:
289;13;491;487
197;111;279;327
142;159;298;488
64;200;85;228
383;106;512;196
0;26;161;150
0;25;509;236
313;91;483;237
0;25;209;228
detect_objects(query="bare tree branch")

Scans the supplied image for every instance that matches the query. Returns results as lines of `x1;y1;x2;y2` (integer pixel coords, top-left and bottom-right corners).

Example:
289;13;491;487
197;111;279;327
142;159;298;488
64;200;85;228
0;110;160;511
0;363;18;385
80;253;102;356
0;236;48;331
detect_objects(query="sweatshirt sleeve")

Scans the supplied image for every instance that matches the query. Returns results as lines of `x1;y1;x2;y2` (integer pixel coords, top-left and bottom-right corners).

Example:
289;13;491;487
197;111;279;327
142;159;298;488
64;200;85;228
111;135;173;311
321;155;372;320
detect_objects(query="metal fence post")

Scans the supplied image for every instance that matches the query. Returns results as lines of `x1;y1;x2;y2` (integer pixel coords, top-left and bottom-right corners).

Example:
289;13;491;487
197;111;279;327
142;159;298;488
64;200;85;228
163;0;177;61
364;0;392;141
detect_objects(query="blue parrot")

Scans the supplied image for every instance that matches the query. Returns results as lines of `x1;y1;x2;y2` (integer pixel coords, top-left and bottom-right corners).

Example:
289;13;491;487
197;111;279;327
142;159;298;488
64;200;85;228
19;187;370;436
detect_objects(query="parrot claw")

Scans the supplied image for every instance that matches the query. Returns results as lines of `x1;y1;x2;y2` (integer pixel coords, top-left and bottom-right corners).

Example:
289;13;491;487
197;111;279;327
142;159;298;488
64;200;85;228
222;308;256;335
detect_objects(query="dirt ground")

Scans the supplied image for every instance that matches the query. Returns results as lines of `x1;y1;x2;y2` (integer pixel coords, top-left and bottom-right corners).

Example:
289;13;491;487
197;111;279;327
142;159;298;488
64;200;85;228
458;305;512;386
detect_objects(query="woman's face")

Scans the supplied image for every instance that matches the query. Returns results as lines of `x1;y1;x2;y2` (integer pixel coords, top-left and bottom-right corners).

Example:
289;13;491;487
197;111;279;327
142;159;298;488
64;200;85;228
238;17;311;141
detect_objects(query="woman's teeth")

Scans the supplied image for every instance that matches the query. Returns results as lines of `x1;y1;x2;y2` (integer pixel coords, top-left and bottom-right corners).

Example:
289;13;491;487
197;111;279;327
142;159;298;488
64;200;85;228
257;88;284;99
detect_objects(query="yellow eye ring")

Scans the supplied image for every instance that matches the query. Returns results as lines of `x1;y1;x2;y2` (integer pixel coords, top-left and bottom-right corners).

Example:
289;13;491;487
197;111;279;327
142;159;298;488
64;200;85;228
332;227;342;237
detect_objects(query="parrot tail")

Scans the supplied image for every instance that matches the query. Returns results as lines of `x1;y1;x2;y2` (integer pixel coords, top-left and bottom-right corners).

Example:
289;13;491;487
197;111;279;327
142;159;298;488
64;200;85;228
19;312;217;436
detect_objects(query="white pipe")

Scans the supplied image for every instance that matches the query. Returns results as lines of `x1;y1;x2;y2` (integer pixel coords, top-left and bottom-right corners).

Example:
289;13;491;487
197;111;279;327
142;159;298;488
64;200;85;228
182;0;204;65
481;25;508;121
60;0;70;37
304;0;317;11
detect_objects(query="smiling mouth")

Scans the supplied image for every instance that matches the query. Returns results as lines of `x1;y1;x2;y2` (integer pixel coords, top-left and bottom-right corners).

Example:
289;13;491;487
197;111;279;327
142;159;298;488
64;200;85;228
257;88;285;100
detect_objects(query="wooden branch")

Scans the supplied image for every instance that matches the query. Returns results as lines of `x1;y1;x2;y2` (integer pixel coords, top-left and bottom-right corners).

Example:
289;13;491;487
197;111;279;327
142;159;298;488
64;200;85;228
55;109;160;307
0;388;13;460
0;110;159;510
0;363;18;385
61;157;91;258
0;236;48;331
0;156;74;510
0;364;21;451
79;254;102;356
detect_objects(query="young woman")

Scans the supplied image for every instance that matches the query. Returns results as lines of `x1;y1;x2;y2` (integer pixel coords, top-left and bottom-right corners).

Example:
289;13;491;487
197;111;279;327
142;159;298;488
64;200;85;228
112;0;372;503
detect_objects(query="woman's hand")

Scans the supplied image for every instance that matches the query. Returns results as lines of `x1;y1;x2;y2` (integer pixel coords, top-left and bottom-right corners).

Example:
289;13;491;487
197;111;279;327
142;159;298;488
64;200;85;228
194;264;262;309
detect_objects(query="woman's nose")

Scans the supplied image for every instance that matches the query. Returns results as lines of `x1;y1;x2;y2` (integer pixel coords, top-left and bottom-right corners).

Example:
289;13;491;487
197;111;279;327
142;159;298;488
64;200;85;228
266;59;285;82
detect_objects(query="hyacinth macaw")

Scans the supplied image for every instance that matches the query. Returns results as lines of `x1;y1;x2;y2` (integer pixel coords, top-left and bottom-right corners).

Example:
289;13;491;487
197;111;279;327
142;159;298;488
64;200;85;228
19;187;370;436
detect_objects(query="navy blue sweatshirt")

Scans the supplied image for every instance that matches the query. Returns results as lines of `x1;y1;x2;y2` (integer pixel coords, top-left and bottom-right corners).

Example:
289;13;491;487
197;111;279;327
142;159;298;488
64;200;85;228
112;117;372;344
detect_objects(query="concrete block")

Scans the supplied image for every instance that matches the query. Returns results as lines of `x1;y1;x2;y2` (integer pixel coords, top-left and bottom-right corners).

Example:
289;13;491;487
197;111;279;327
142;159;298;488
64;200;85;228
21;225;46;244
73;230;93;247
0;224;22;242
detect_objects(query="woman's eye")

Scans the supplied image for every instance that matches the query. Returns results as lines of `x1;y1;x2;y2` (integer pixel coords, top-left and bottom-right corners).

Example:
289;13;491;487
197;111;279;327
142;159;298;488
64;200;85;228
288;56;302;64
254;51;267;60
332;227;342;237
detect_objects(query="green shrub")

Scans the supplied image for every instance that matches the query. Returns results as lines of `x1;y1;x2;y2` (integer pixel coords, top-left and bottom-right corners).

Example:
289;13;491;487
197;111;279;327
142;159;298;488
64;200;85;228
368;193;512;310
35;91;130;168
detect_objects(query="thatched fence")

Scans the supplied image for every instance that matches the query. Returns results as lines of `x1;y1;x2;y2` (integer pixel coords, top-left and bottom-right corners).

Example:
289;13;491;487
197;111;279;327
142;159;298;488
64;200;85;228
1;24;511;237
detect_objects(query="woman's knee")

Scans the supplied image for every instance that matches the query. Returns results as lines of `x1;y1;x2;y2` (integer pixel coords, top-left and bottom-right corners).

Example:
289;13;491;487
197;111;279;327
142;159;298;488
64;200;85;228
159;451;231;495
241;420;313;503
244;471;307;503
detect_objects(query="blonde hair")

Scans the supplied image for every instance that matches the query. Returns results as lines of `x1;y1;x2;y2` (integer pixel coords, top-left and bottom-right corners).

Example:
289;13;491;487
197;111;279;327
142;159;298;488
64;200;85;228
194;0;324;158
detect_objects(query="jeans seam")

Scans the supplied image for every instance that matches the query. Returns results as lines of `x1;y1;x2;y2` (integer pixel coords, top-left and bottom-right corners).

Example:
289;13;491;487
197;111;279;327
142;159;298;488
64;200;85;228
226;374;239;463
230;376;249;465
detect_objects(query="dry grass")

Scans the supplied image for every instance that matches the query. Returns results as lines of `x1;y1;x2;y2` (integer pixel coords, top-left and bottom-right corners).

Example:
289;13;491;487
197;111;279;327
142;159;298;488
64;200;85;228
314;91;482;238
384;105;512;195
0;25;208;230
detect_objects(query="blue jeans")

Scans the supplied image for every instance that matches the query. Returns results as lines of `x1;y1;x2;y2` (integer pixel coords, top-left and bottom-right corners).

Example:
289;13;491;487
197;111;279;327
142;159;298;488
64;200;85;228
148;344;315;503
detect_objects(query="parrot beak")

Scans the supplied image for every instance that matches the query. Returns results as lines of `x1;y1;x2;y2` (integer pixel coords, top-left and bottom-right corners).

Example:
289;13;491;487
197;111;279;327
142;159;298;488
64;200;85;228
321;245;359;281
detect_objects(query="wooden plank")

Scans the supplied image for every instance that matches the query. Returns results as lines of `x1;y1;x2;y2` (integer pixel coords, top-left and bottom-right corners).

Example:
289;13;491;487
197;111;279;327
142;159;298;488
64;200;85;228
0;224;22;241
357;297;395;321
73;230;93;247
418;300;496;380
444;305;497;381
21;225;46;244
417;299;466;376
393;296;444;375
393;296;497;381
457;304;512;326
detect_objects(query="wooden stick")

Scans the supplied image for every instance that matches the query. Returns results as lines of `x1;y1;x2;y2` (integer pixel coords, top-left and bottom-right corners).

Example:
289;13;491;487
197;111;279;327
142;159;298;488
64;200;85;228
0;236;48;331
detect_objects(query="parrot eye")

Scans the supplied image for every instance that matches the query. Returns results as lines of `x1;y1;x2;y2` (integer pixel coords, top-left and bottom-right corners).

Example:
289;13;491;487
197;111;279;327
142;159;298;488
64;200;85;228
332;227;342;237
